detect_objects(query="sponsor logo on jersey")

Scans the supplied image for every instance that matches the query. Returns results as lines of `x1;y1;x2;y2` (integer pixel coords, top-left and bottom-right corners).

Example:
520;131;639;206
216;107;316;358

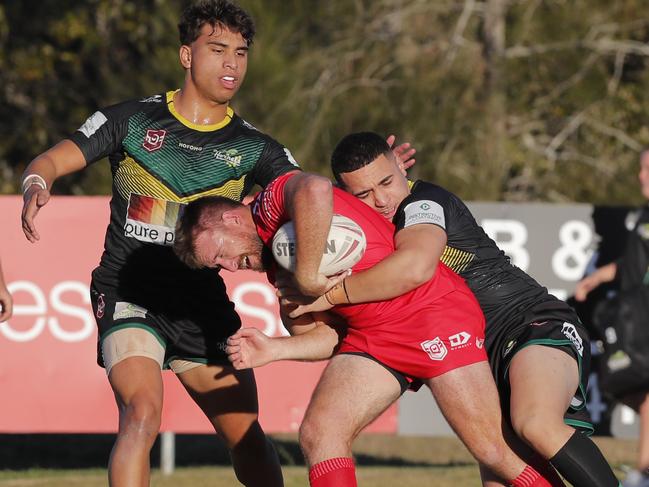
502;339;516;358
449;331;471;349
124;193;183;246
561;322;584;356
403;200;445;229
178;142;203;152
139;95;163;103
476;337;484;349
214;148;242;167
96;293;106;319
570;396;584;408
143;129;167;152
113;302;148;320
421;337;447;361
79;111;108;138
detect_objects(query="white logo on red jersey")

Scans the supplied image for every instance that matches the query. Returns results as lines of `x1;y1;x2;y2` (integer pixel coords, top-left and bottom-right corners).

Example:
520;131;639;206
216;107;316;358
421;337;447;361
143;129;166;152
476;337;484;349
449;331;471;349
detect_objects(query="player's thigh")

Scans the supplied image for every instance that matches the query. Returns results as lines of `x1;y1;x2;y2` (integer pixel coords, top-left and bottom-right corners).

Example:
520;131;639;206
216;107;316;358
425;360;502;431
175;363;260;441
508;345;579;418
104;328;165;410
303;354;403;437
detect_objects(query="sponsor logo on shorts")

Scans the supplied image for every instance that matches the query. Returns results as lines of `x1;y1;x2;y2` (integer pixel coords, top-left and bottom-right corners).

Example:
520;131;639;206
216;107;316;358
449;331;471;349
78;111;108;138
96;293;106;319
403;200;445;229
502;339;516;358
143;129;166;152
561;322;584;357
214;148;242;167
476;337;484;349
570;396;584;408
421;337;447;361
113;302;148;321
529;321;548;327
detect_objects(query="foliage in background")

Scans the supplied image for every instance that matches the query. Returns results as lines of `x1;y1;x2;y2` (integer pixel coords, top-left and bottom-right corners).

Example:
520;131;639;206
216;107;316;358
2;0;649;203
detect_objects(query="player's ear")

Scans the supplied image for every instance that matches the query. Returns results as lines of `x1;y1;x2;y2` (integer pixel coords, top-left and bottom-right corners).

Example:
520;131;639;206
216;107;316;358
179;45;192;69
221;210;241;226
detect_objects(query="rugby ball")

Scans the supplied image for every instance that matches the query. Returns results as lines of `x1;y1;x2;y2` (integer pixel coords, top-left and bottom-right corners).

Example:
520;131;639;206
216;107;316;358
272;214;366;276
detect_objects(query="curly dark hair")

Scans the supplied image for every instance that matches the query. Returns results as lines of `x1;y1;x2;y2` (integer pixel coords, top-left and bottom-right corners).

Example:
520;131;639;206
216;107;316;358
178;0;255;46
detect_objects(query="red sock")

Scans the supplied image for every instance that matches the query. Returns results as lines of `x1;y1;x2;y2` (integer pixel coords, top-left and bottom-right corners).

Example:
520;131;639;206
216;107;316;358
510;465;553;487
309;457;357;487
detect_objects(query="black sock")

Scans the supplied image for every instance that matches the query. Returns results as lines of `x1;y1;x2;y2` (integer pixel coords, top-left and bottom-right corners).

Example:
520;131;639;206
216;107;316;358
549;430;620;487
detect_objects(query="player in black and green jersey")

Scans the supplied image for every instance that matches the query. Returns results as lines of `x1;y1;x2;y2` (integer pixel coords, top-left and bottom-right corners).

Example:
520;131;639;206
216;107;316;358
20;2;290;486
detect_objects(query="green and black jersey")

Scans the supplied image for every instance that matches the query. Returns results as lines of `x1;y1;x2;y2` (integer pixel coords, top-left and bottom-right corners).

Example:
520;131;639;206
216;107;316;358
69;90;299;301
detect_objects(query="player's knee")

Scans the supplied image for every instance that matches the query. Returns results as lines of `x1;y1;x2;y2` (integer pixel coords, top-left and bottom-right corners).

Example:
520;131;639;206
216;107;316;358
119;395;162;439
511;410;559;448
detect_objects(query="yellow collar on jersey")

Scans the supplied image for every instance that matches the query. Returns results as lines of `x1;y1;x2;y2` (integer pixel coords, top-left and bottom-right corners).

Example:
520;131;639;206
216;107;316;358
166;90;234;132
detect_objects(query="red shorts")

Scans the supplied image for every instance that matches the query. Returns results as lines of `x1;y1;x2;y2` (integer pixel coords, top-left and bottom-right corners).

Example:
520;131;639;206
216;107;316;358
338;285;487;381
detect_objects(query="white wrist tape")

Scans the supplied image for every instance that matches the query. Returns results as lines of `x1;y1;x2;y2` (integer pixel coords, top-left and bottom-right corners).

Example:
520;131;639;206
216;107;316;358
21;174;48;193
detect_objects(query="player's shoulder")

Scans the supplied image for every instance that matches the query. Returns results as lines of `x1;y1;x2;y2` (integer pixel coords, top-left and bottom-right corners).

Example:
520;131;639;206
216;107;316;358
95;92;166;120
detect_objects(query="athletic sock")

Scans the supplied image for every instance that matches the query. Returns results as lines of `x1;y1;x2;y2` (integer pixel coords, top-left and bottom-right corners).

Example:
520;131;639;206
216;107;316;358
510;465;553;487
309;457;357;487
549;430;620;487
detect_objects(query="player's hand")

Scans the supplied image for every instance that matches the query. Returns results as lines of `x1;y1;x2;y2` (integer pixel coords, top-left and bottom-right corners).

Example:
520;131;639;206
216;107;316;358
387;134;416;176
574;275;598;302
294;270;349;298
284;294;333;319
21;186;51;243
0;286;13;323
226;328;278;369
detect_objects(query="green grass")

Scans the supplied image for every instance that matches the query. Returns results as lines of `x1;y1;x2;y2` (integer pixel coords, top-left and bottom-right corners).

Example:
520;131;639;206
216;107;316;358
0;435;637;486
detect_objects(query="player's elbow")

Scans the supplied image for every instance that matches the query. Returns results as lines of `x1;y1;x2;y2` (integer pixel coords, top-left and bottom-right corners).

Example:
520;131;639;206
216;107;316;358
404;262;437;288
301;174;332;200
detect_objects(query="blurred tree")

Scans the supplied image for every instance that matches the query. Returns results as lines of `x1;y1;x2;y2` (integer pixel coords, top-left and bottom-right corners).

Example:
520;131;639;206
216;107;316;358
2;0;649;203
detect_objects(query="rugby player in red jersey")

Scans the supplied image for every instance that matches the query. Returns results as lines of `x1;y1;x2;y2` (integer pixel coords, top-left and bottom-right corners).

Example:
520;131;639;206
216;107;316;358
282;132;620;487
174;170;557;487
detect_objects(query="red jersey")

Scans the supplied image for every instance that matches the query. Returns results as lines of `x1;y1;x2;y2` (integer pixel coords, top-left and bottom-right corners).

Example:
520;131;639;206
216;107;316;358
252;173;487;379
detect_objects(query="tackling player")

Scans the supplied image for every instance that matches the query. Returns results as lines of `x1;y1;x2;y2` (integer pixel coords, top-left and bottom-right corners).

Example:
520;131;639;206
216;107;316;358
174;170;560;487
283;132;620;487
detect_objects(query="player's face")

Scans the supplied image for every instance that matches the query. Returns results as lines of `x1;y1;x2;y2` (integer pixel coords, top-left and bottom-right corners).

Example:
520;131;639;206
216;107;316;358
639;152;649;200
184;24;249;105
193;224;264;272
339;154;411;220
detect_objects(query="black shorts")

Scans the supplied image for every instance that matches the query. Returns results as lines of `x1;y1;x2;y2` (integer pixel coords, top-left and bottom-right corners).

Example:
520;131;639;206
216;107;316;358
496;319;593;434
90;276;241;369
339;351;421;395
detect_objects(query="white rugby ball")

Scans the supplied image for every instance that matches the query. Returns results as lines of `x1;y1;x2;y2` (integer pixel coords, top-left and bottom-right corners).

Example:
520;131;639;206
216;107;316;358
272;214;367;276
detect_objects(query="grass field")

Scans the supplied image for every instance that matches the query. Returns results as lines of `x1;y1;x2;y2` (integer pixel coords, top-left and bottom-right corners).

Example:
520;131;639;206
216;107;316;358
0;434;637;486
